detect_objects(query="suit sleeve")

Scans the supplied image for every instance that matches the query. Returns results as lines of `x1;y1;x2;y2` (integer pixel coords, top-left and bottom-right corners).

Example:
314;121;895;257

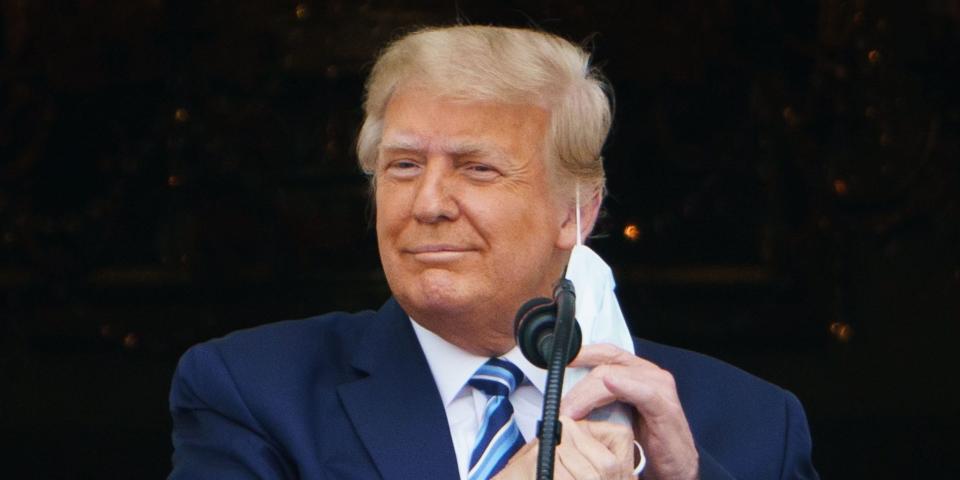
779;390;819;480
168;343;294;480
696;447;738;479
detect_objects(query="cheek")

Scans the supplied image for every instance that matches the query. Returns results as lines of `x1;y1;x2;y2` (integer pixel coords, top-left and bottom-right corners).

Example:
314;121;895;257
467;191;561;250
374;184;407;237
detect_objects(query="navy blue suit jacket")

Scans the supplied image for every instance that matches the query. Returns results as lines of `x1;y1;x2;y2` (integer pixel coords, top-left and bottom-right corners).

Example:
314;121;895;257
169;298;818;479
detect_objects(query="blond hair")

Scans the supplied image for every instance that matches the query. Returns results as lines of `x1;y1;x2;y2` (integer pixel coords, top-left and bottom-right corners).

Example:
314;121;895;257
356;25;612;201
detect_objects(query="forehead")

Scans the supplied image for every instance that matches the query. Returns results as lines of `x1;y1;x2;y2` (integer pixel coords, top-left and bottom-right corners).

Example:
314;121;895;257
379;88;551;160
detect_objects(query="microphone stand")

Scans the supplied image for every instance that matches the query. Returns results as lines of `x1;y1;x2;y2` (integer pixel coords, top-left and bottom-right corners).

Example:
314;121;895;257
536;279;577;480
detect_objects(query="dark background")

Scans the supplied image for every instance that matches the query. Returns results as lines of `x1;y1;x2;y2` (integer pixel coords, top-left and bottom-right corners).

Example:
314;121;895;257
2;0;958;478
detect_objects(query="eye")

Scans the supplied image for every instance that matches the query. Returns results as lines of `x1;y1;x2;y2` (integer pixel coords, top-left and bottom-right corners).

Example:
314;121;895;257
384;159;421;178
463;163;500;181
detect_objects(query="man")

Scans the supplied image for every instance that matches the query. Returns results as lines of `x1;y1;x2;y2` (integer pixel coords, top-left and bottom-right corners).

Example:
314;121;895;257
169;26;818;479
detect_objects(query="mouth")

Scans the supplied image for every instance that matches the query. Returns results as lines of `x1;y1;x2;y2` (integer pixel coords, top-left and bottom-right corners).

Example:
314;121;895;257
404;244;476;262
406;244;472;253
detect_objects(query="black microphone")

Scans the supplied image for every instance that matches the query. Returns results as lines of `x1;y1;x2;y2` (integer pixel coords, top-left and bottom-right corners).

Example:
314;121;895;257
513;280;582;368
513;278;582;480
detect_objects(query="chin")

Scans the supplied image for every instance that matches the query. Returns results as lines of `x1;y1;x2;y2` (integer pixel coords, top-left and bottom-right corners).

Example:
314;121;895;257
391;273;520;355
403;270;477;315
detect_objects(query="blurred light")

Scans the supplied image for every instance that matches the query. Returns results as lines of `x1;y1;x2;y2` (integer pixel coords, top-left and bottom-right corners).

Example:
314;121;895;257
174;108;189;123
865;106;877;119
868;50;881;64
167;175;183;187
853;11;864;25
3;232;13;244
295;3;309;20
99;324;113;338
832;179;848;196
623;224;641;241
325;65;339;79
834;65;848;79
123;333;139;349
877;19;888;31
782;106;799;127
180;254;189;265
880;133;891;146
829;322;853;342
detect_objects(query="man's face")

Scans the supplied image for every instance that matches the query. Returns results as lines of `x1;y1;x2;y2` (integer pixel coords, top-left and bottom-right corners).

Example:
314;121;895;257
374;88;578;355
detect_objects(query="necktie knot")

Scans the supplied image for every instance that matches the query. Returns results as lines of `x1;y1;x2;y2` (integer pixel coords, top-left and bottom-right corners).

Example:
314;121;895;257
468;358;525;398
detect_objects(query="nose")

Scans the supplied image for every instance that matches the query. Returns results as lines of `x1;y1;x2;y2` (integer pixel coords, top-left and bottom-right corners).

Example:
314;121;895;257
412;161;460;223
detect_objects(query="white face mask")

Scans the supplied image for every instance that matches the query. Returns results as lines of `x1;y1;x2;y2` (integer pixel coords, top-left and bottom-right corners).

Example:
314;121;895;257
560;184;635;425
564;244;635;357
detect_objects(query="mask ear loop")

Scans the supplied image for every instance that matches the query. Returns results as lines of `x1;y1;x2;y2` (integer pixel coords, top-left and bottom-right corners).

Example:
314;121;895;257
575;182;583;246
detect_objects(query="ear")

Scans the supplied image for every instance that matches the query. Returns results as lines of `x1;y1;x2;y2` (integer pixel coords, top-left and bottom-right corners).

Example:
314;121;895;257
556;190;602;250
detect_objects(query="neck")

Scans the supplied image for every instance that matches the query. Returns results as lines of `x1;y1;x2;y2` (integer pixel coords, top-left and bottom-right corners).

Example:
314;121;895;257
408;306;517;357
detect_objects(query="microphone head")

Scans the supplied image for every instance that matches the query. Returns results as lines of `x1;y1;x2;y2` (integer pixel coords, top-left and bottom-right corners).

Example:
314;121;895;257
514;297;582;369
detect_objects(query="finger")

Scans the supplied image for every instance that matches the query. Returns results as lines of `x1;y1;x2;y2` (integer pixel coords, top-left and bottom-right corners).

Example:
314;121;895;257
564;417;633;479
492;439;538;480
555;417;601;479
562;362;670;420
568;343;642;368
560;365;617;419
582;421;636;472
603;371;677;420
553;460;576;480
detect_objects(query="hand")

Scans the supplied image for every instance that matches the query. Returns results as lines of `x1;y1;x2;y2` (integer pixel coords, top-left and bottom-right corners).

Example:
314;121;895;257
561;344;699;480
493;416;635;480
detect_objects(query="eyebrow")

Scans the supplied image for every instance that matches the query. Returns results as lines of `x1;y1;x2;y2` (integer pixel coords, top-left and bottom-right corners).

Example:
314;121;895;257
379;134;426;153
380;134;508;161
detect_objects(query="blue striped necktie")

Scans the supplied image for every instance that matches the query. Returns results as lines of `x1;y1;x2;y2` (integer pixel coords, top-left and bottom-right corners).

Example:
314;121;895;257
467;358;526;480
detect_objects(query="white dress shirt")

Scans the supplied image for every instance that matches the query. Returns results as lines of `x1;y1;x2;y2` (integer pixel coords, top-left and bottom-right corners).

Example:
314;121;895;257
410;319;548;480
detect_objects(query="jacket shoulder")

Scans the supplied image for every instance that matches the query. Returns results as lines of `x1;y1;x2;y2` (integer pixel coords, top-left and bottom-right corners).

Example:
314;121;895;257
168;309;384;478
635;337;793;419
634;337;785;400
173;309;378;403
208;309;375;365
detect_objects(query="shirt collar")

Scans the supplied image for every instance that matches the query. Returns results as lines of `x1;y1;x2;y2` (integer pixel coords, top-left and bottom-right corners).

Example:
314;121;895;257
410;318;547;406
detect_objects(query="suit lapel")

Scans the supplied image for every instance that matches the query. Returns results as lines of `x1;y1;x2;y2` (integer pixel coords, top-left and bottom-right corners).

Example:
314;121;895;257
337;298;460;480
